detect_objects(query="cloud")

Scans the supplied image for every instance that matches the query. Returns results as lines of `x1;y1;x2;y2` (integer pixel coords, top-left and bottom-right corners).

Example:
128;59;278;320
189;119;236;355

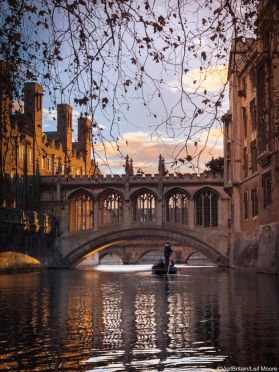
199;126;223;146
94;130;223;174
167;64;228;94
42;109;57;131
11;100;24;113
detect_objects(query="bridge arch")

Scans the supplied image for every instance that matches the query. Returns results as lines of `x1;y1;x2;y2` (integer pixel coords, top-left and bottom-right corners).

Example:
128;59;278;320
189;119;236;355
97;188;124;200
62;227;229;268
164;187;190;199
185;251;215;265
136;248;164;263
130;186;159;200
0;251;42;270
99;252;123;264
67;187;96;201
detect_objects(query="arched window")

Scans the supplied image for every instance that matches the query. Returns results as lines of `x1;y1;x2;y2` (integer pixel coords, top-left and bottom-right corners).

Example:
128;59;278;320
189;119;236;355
69;191;93;232
133;191;156;223
167;191;189;225
195;189;218;227
99;191;123;226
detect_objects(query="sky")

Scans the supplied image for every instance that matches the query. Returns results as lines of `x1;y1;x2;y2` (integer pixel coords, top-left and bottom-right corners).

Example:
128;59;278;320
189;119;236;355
34;0;233;175
42;62;228;174
3;0;259;174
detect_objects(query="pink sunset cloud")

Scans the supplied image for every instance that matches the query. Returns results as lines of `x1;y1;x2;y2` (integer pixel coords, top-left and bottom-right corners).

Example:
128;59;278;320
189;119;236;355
94;129;223;174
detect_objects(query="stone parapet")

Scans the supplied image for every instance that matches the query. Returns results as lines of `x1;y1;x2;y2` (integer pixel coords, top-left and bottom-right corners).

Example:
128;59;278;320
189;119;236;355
40;172;224;186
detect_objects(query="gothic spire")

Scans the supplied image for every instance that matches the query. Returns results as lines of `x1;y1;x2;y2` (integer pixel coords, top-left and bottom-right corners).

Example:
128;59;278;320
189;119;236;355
129;158;134;176
125;155;134;176
125;155;130;175
158;154;165;175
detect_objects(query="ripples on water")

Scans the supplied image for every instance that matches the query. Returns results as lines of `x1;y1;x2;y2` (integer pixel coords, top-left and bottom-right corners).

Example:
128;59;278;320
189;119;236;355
0;266;279;371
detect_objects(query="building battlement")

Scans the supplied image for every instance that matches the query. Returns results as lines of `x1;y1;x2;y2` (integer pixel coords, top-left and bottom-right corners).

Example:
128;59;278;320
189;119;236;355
41;171;223;181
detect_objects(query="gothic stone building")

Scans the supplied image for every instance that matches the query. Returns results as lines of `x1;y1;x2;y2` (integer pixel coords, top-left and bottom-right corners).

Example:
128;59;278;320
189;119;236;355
223;0;279;273
0;60;98;210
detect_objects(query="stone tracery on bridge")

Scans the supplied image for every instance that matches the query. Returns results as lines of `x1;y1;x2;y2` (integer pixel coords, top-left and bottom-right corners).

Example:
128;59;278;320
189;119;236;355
65;185;221;233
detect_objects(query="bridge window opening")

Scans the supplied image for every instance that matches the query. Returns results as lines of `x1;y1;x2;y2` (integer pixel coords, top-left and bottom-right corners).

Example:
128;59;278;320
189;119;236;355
140;250;163;264
186;252;215;266
99;192;123;226
195;189;218;228
133;192;156;223
100;253;123;265
69;191;93;232
77;253;100;268
167;191;189;225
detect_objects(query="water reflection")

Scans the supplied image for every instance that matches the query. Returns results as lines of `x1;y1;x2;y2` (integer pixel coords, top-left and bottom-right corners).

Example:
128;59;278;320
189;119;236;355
134;292;157;350
101;283;123;349
0;268;279;370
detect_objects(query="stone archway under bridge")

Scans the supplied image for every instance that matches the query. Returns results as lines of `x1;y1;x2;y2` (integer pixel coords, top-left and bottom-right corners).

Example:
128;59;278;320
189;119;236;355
59;226;229;268
79;240;198;265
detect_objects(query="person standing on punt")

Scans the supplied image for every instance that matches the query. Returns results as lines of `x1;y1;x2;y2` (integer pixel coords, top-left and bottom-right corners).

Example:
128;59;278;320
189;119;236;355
164;242;173;269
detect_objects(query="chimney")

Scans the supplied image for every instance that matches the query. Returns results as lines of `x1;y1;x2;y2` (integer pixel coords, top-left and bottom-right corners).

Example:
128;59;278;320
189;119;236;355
57;104;73;155
24;82;43;136
78;117;92;175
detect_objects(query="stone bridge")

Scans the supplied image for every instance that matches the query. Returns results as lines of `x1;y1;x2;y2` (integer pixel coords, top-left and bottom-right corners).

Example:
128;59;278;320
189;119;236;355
36;170;231;268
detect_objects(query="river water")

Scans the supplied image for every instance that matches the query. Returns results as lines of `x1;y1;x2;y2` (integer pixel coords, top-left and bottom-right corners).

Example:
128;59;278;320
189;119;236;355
0;266;279;371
